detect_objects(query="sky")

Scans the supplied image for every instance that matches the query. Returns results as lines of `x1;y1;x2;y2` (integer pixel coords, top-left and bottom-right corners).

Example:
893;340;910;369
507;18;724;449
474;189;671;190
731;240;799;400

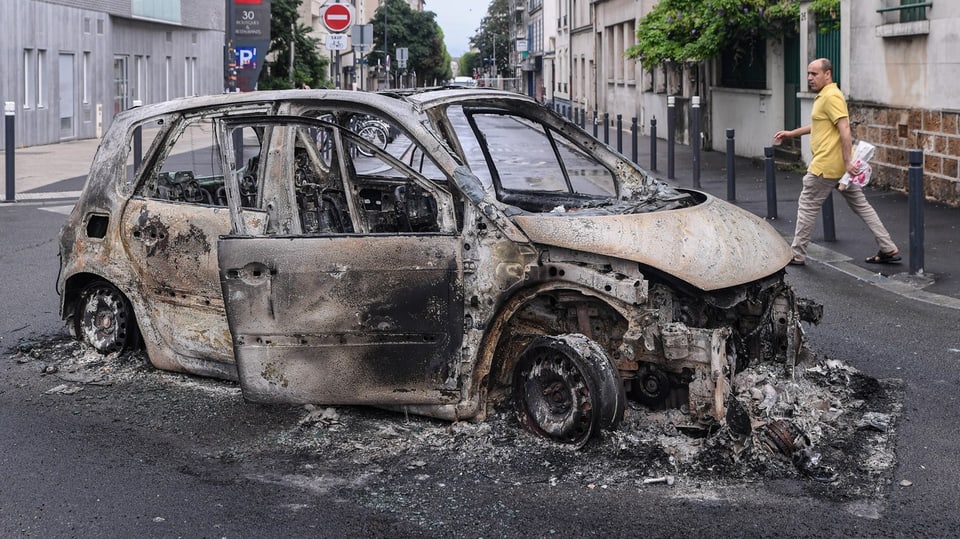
429;0;491;57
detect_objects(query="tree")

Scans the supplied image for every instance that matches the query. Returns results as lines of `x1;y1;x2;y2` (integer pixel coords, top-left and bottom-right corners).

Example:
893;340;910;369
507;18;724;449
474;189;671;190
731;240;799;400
470;0;510;78
624;0;799;66
459;52;481;77
368;0;452;87
258;0;330;90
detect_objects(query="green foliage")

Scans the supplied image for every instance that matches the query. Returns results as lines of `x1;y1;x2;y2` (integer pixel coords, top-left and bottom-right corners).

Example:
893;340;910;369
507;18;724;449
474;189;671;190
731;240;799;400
369;0;452;86
809;0;840;19
470;0;510;77
625;0;800;65
459;52;481;77
258;0;330;89
809;0;840;32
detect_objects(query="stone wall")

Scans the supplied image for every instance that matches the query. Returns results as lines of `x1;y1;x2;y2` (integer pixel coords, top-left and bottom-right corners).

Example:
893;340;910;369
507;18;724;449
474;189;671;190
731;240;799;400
850;102;960;207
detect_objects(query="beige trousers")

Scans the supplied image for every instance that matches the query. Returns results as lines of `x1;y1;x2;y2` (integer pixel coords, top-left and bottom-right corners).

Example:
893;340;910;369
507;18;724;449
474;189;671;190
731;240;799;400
791;173;898;260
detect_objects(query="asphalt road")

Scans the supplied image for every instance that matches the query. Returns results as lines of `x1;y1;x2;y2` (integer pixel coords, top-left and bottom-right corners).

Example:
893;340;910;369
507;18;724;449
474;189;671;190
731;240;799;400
2;196;959;537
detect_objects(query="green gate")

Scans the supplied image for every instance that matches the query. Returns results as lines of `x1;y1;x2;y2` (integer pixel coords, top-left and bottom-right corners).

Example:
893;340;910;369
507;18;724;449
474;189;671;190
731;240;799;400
784;32;800;130
815;17;841;85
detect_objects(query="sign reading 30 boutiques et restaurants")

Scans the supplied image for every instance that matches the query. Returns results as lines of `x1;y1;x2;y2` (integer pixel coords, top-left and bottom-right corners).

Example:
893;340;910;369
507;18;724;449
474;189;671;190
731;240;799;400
228;0;271;92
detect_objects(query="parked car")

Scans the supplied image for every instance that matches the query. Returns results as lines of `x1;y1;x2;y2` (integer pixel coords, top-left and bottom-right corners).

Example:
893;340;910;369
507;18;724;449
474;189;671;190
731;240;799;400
58;89;820;447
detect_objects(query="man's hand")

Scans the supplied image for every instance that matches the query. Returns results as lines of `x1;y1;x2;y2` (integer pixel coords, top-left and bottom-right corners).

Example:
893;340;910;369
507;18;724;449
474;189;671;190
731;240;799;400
846;159;862;176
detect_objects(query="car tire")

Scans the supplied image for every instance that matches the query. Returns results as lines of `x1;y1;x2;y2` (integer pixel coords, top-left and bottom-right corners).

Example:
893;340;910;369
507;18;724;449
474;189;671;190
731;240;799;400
512;334;624;448
75;281;140;355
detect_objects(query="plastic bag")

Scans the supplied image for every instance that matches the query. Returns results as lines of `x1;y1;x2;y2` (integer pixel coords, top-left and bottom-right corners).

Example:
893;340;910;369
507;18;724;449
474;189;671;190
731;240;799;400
839;141;875;191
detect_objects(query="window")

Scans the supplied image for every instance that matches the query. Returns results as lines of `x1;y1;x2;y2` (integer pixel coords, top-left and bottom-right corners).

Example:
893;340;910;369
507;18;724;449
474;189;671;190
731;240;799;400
137;117;227;207
720;38;766;90
37;49;46;108
165;56;171;100
184;57;197;97
22;49;32;108
900;0;927;22
447;106;615;205
135;55;144;103
82;52;90;104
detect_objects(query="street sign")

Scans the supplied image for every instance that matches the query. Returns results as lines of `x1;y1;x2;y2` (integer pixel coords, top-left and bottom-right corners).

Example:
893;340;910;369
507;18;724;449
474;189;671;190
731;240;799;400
326;34;348;51
321;3;353;33
351;23;373;54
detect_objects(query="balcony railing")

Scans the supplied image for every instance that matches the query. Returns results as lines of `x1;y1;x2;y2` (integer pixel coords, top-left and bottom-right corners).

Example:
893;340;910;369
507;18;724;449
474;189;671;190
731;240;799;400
877;1;932;23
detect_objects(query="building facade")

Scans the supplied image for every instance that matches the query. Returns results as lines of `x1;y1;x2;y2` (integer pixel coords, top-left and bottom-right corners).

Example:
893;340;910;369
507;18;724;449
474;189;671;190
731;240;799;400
1;0;226;148
515;0;555;102
535;0;959;205
843;1;959;204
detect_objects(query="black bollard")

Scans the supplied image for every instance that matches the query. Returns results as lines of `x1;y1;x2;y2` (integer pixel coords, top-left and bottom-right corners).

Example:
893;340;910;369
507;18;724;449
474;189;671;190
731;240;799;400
573;107;579;126
4;102;14;203
822;192;836;242
764;146;777;220
691;96;701;189
726;128;736;201
579;108;586;130
667;96;676;180
908;150;925;274
650;116;657;171
603;112;610;145
593;110;598;138
616;114;623;153
631;117;638;164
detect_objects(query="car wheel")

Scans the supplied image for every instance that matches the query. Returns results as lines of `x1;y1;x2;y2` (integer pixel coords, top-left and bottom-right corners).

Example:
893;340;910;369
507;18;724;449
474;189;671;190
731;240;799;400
75;281;139;355
512;334;624;448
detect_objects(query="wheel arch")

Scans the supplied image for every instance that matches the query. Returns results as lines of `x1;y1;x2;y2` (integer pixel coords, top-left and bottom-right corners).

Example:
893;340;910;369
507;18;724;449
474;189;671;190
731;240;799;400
471;281;633;411
61;272;143;342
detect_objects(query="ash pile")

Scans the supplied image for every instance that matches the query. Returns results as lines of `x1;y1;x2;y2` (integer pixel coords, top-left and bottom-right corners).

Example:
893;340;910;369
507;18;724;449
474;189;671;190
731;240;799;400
10;336;902;499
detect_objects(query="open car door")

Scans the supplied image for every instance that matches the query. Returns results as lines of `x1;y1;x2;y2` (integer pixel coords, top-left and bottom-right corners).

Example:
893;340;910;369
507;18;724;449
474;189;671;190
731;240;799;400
215;115;464;405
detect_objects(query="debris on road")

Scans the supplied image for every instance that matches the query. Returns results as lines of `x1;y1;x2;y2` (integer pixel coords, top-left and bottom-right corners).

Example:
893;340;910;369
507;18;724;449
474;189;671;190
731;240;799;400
8;335;903;501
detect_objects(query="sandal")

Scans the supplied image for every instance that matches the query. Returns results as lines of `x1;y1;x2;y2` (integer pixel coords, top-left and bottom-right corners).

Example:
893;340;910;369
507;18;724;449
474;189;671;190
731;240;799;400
865;249;901;264
788;256;805;266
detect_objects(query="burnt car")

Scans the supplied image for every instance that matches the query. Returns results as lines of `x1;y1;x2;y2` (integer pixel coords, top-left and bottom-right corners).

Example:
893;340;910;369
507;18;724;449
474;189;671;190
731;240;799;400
58;89;818;447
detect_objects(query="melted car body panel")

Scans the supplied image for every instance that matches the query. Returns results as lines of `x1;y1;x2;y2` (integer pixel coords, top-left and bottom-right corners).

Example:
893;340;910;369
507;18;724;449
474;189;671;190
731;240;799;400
512;195;792;291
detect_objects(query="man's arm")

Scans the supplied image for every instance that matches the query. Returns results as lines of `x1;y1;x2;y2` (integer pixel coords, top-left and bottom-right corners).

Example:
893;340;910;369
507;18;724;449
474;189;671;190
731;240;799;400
836;117;859;175
774;125;811;143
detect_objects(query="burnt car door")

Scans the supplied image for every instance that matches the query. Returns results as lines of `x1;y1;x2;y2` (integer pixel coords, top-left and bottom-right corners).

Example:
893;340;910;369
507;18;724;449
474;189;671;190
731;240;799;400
119;113;267;375
216;115;465;405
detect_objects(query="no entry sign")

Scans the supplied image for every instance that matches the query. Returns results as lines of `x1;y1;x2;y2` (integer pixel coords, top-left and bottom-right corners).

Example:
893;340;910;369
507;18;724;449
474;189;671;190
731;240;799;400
321;3;353;33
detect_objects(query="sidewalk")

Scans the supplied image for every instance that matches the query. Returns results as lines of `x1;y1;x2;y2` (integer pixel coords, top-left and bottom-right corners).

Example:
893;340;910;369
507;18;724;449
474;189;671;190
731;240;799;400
636;133;960;309
0;137;98;199
3;127;959;308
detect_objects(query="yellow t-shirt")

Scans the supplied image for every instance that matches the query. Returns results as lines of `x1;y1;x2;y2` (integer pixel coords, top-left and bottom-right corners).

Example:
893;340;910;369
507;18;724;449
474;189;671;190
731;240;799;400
808;82;848;179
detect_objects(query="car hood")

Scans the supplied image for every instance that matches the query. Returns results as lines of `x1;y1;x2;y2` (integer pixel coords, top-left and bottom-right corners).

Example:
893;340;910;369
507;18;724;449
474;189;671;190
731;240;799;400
511;196;791;291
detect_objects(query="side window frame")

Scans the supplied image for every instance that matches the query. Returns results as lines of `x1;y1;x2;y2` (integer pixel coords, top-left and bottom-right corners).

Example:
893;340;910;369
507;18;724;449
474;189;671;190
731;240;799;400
219;115;458;238
133;113;229;208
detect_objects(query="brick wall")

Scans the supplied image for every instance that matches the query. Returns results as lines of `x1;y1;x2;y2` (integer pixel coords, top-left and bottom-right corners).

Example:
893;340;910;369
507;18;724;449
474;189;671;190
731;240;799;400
850;102;960;207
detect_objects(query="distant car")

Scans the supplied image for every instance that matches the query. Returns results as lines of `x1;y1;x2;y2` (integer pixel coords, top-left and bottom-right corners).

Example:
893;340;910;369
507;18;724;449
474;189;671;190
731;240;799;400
448;76;478;88
58;89;819;446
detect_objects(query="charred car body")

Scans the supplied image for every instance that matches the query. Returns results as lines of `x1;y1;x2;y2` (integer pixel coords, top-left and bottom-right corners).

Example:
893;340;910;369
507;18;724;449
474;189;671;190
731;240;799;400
58;89;820;446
